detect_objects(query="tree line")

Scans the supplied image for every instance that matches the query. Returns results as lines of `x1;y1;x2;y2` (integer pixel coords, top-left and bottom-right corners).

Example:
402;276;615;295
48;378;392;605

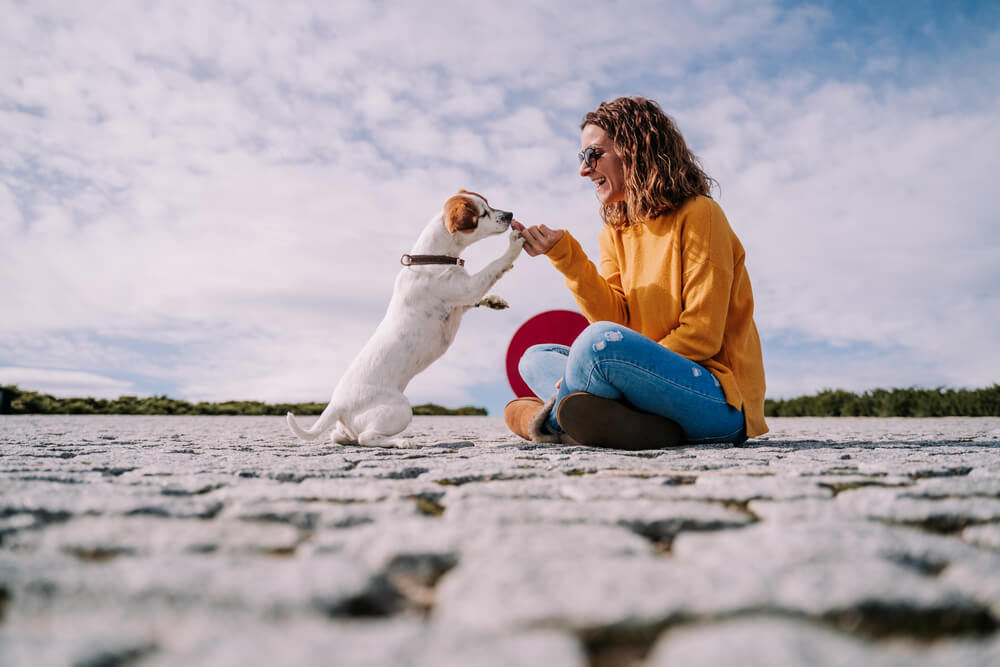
0;385;487;417
2;384;998;418
764;385;1000;417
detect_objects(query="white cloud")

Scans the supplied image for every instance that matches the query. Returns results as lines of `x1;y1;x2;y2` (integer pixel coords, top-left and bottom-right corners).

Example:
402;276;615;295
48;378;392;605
0;181;21;236
0;367;138;399
690;79;1000;362
2;0;998;416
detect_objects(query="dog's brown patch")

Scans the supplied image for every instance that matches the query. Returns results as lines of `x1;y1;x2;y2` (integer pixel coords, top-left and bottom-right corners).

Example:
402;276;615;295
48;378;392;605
444;193;481;234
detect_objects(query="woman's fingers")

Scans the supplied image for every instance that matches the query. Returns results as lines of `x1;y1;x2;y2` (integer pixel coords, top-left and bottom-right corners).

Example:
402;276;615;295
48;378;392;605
512;220;540;255
535;226;564;254
520;226;545;256
513;223;565;256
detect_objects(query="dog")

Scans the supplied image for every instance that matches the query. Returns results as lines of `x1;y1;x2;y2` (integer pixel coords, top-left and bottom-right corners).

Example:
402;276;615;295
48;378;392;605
287;190;524;446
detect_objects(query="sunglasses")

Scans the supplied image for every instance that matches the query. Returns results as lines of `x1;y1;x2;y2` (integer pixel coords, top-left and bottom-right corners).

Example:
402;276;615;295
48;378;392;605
577;145;604;169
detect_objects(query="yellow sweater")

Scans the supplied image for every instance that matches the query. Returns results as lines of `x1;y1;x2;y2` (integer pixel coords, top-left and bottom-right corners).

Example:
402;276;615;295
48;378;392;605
546;195;768;438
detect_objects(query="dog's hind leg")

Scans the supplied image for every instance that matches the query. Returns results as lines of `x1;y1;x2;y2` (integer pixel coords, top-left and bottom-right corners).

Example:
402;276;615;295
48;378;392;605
354;393;414;448
331;421;355;445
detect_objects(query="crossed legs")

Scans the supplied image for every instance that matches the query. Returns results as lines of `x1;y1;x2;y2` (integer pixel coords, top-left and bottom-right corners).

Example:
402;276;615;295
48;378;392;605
518;322;746;444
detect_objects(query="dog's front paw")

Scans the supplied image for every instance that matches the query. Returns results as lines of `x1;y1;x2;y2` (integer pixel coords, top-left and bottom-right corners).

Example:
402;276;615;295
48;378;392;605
478;295;509;310
506;231;525;259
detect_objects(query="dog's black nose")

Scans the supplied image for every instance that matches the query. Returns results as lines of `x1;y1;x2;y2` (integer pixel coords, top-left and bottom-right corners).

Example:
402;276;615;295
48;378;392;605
499;210;513;224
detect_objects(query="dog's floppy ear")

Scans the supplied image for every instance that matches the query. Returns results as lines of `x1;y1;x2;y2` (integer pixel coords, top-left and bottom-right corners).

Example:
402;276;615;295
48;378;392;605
459;188;488;205
443;194;479;234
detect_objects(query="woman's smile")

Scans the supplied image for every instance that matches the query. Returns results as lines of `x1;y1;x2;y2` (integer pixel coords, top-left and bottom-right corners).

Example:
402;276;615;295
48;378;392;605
579;124;625;205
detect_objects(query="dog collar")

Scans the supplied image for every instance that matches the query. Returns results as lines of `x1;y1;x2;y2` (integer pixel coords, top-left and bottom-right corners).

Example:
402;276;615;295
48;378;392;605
400;254;465;267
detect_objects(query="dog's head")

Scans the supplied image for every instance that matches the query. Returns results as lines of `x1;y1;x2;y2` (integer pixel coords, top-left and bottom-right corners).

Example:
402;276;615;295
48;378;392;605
443;190;513;237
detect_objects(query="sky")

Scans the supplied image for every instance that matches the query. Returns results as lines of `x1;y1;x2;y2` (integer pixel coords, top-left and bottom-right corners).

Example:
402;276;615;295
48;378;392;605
1;0;998;417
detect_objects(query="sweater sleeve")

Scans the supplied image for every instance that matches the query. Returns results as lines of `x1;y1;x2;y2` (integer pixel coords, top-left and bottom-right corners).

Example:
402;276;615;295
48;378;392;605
545;229;629;324
658;203;734;361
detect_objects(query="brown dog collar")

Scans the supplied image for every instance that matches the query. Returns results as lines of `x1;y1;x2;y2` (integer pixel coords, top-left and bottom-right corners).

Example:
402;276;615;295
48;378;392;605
400;254;465;266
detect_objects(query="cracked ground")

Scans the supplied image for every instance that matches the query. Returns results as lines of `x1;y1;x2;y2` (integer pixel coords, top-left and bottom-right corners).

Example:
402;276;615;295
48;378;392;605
2;415;1000;666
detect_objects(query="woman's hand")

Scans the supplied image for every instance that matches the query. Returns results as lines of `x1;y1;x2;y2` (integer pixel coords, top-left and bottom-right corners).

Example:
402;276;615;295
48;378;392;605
511;220;565;257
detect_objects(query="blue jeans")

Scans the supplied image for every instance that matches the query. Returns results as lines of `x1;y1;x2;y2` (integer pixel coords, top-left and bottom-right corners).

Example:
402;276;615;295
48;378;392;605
518;322;747;444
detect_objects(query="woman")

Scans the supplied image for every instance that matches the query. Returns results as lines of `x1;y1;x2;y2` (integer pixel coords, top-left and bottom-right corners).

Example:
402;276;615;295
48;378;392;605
506;96;767;448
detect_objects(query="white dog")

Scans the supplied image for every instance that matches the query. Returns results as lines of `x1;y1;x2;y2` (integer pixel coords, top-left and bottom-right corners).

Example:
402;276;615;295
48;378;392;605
287;190;524;446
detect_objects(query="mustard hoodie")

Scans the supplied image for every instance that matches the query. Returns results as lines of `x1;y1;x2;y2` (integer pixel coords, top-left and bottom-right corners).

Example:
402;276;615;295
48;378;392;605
545;195;768;438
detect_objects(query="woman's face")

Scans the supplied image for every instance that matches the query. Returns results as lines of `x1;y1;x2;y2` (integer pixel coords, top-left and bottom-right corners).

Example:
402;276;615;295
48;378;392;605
579;123;626;205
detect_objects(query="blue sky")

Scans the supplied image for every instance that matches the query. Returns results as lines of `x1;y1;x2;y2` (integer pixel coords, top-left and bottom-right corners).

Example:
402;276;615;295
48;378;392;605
1;0;998;417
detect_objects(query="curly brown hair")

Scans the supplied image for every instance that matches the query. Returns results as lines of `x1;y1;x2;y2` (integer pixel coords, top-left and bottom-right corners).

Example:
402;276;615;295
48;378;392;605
582;96;715;229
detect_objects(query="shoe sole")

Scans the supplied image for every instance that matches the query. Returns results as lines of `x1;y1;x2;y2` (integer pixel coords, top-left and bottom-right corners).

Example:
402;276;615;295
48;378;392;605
556;392;683;450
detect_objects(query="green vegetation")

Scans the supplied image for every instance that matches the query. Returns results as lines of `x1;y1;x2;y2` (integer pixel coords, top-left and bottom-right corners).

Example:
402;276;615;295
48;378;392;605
0;385;487;417
764;385;1000;417
4;384;998;418
411;403;487;416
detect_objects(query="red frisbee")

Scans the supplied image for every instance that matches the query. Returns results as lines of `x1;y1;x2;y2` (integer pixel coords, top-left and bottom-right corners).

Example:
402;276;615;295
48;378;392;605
506;310;590;397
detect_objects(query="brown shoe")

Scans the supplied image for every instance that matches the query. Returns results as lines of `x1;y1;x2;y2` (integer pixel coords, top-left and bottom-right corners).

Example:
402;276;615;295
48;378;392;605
504;396;579;444
503;396;544;441
556;392;683;450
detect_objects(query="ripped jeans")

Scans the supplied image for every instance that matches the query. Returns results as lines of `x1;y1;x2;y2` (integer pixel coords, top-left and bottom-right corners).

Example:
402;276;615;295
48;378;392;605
518;321;747;444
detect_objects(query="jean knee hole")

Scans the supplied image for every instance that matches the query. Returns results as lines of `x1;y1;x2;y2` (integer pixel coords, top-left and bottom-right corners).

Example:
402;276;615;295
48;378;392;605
590;329;625;353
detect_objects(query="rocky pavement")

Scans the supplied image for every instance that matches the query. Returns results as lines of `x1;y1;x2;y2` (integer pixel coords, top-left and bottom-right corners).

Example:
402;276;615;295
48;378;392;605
1;414;1000;666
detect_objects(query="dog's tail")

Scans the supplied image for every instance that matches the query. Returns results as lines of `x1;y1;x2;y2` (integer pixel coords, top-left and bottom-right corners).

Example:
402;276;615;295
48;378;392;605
287;401;341;441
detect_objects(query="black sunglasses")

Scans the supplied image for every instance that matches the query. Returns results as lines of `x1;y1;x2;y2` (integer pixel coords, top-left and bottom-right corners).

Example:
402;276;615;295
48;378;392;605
577;145;604;169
